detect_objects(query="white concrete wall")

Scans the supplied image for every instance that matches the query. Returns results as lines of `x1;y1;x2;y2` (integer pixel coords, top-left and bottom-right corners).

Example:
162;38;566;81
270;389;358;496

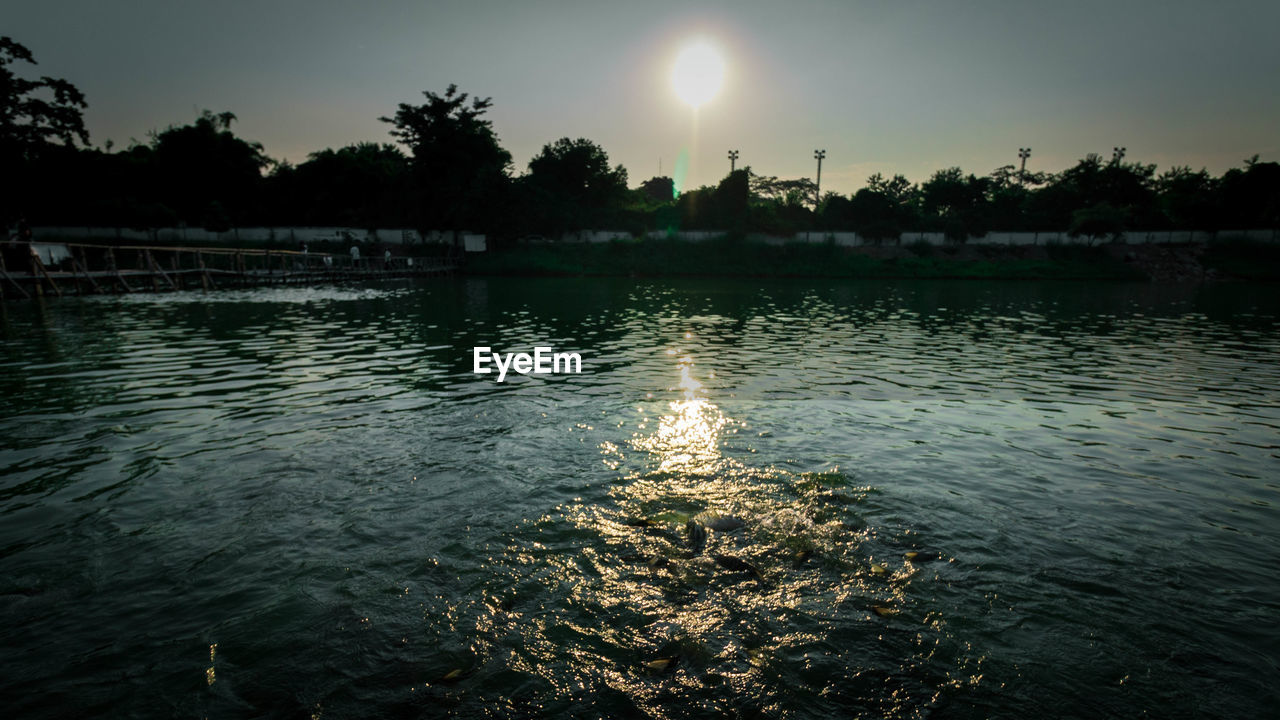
643;230;724;242
557;230;632;243
31;226;1280;246
30;226;431;245
792;229;1277;246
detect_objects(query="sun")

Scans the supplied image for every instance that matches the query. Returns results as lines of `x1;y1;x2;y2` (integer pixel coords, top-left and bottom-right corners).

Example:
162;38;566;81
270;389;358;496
671;40;725;108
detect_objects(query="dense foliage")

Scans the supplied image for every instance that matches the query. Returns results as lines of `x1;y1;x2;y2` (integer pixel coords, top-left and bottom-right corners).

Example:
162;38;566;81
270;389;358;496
1;37;89;228
3;36;1278;242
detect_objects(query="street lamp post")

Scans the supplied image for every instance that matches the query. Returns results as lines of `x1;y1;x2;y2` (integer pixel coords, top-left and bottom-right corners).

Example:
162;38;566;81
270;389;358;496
1112;146;1126;164
1018;147;1031;183
813;149;826;210
728;149;739;174
808;149;827;243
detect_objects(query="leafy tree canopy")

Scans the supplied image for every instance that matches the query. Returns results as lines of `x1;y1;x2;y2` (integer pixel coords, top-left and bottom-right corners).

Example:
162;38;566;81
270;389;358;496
148;110;270;226
380;84;512;232
0;37;89;156
638;176;676;204
1;37;89;224
526;137;628;209
865;173;919;205
748;169;815;207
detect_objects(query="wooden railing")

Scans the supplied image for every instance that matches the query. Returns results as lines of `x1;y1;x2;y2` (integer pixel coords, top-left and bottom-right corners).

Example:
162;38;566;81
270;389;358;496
0;241;458;299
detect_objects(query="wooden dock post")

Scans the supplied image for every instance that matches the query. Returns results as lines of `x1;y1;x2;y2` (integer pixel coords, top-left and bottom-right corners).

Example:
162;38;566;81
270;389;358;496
170;252;182;291
105;247;135;293
29;251;62;298
145;249;177;291
70;249;102;294
134;248;159;292
197;251;212;292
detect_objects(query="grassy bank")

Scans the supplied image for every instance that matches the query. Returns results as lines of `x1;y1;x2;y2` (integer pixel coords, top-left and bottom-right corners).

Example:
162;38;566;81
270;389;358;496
467;236;1147;280
1201;237;1280;281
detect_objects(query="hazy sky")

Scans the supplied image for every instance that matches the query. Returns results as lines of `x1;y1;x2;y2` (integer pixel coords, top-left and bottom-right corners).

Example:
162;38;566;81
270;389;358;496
6;0;1279;194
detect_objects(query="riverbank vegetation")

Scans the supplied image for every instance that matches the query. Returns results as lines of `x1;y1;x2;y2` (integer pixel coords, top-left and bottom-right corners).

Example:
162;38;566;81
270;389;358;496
466;235;1150;280
4;35;1278;256
1200;236;1280;280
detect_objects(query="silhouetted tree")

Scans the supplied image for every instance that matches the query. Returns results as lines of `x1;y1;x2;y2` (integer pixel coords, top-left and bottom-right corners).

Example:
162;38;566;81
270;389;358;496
1069;203;1127;243
675;185;715;230
986;165;1045;231
381;84;512;235
148;110;270;228
0;37;89;227
743;169;816;234
921;167;990;242
7;51;1275;249
523;137;627;235
1156;166;1219;231
817;192;853;231
266;143;410;226
528;138;628;206
864;173;921;232
1218;157;1280;228
715;169;750;233
639;176;676;204
749;171;816;207
865;173;918;204
847;188;903;243
1031;154;1157;233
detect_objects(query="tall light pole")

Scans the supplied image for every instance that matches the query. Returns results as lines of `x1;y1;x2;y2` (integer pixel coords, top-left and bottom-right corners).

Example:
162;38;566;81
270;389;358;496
1018;147;1031;183
1112;146;1126;164
728;149;739;174
813;149;826;210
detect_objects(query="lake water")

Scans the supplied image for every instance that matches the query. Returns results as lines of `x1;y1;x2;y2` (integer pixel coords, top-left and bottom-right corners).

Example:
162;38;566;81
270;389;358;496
1;278;1277;718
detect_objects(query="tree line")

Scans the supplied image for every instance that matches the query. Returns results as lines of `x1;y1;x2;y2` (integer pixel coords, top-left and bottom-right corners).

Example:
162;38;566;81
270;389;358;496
3;36;1278;246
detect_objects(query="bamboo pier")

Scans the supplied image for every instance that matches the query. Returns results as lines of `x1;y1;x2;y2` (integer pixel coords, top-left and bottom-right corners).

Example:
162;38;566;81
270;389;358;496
0;241;458;300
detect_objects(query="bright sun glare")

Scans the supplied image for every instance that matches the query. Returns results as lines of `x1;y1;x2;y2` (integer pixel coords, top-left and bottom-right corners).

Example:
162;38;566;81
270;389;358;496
671;40;724;108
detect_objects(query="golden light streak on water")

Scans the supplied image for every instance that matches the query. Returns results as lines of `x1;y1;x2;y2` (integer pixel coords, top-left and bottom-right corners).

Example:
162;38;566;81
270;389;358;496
629;354;728;476
205;643;217;686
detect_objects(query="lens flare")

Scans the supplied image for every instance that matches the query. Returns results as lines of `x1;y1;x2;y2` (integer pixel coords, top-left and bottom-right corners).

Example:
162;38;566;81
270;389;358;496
672;148;690;196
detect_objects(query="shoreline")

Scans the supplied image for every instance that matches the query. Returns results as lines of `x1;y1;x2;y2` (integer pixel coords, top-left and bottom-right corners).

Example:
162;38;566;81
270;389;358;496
464;238;1279;282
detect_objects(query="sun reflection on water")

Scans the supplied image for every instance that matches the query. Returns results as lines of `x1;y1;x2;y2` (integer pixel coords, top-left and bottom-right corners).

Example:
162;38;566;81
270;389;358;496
468;346;975;717
629;356;728;477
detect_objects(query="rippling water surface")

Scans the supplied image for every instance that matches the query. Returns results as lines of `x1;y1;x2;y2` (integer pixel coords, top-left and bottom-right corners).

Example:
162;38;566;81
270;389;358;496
1;278;1277;718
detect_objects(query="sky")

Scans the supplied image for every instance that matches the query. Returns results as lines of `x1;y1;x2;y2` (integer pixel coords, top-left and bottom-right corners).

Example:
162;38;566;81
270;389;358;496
6;0;1279;195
